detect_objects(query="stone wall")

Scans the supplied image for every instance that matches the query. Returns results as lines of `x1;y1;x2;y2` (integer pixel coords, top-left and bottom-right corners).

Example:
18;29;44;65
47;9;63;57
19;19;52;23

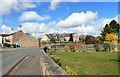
40;49;68;75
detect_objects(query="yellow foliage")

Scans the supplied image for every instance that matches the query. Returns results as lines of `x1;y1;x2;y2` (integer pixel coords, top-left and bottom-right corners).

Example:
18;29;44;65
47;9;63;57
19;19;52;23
65;66;77;76
105;33;118;42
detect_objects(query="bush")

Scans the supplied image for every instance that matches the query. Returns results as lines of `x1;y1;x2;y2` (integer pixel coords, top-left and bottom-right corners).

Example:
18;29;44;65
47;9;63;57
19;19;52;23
65;66;77;75
94;44;104;52
69;44;75;52
50;55;61;66
102;42;116;52
85;37;99;44
4;43;10;47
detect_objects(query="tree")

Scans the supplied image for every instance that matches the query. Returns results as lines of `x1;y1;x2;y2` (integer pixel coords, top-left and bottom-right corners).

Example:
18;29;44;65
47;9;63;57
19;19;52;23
101;24;114;37
109;20;119;33
100;24;114;41
69;34;73;42
96;36;104;43
85;35;93;41
50;37;55;43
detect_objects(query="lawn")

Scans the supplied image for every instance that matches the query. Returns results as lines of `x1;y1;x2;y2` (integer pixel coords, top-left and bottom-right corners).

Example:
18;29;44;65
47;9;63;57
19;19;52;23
53;52;118;75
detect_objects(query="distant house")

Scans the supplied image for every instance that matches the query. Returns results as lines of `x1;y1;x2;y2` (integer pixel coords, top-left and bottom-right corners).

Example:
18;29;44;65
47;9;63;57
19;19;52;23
40;34;52;42
0;34;11;45
41;33;80;42
72;33;79;42
62;33;70;42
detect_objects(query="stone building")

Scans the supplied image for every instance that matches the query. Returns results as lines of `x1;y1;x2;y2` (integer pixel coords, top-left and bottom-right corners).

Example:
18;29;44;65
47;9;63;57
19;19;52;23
41;33;79;42
12;30;27;44
0;25;40;48
18;35;39;48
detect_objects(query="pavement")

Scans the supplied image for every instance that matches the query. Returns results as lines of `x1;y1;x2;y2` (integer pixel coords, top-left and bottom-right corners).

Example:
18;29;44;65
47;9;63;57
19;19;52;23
9;49;42;75
2;47;42;75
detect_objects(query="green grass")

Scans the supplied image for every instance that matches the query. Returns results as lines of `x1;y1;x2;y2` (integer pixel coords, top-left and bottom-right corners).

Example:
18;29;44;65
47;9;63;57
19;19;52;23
53;52;118;75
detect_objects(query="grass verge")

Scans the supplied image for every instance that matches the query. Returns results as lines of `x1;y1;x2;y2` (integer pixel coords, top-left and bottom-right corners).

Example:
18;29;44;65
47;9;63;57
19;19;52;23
53;52;118;75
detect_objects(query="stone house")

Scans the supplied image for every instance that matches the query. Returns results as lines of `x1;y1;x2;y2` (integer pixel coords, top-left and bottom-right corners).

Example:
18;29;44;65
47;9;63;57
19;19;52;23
72;33;79;42
0;25;40;48
41;33;79;42
40;34;52;42
18;34;39;48
12;30;27;44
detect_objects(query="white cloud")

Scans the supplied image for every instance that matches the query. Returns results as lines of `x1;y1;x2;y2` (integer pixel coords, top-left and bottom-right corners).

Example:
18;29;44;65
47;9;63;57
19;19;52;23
22;22;49;33
18;2;36;10
21;22;50;38
0;0;36;15
0;0;18;15
47;21;56;27
66;7;69;10
54;12;118;36
49;0;80;10
56;11;97;28
19;11;50;21
20;14;118;38
2;25;12;34
49;0;61;10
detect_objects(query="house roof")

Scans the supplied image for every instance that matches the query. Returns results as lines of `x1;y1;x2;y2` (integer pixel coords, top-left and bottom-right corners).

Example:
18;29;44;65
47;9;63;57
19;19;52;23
45;34;52;39
0;34;11;37
11;30;29;35
62;33;70;37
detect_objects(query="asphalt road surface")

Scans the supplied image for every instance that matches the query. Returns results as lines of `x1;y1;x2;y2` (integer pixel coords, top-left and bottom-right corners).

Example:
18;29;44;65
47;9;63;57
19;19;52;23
1;47;42;75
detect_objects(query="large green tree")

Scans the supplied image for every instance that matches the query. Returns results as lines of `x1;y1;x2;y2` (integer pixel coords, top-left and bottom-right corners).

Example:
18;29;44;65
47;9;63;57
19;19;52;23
101;24;114;37
100;24;114;41
69;34;73;42
109;20;119;33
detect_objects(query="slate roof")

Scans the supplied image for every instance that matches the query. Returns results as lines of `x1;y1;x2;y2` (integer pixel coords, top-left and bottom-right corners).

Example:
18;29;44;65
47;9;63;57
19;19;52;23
45;34;52;39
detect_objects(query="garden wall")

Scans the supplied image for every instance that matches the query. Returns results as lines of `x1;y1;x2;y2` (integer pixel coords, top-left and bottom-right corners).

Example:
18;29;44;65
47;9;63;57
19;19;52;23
40;49;68;75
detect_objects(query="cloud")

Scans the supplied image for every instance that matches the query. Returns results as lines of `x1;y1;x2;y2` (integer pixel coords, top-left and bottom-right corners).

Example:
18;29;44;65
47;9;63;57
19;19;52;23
54;13;118;36
2;25;12;34
18;2;36;10
66;7;69;10
0;0;36;15
56;11;97;28
49;0;80;10
49;0;61;10
21;22;51;38
22;22;49;33
19;11;50;21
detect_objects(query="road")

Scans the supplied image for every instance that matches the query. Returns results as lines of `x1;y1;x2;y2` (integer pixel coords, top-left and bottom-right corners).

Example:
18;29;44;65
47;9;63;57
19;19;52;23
1;47;42;75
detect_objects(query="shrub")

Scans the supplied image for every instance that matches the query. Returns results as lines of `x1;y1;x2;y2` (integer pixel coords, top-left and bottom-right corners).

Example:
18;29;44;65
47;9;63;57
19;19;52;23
94;44;104;52
85;37;99;44
69;44;75;52
50;55;61;66
65;66;77;75
102;42;116;51
4;43;10;47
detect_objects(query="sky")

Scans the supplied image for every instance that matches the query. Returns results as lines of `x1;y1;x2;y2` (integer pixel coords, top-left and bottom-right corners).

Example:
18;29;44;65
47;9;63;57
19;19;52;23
0;0;119;38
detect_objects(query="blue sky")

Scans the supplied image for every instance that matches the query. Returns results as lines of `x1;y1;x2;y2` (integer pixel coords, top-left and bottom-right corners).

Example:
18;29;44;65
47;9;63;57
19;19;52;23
0;1;119;38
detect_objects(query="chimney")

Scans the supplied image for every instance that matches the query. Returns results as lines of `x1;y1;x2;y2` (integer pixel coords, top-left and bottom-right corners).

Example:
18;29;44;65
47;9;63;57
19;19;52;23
11;28;14;33
18;25;22;31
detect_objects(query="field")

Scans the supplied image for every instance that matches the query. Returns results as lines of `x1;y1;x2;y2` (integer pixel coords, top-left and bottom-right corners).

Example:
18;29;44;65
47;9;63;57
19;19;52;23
53;52;118;75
